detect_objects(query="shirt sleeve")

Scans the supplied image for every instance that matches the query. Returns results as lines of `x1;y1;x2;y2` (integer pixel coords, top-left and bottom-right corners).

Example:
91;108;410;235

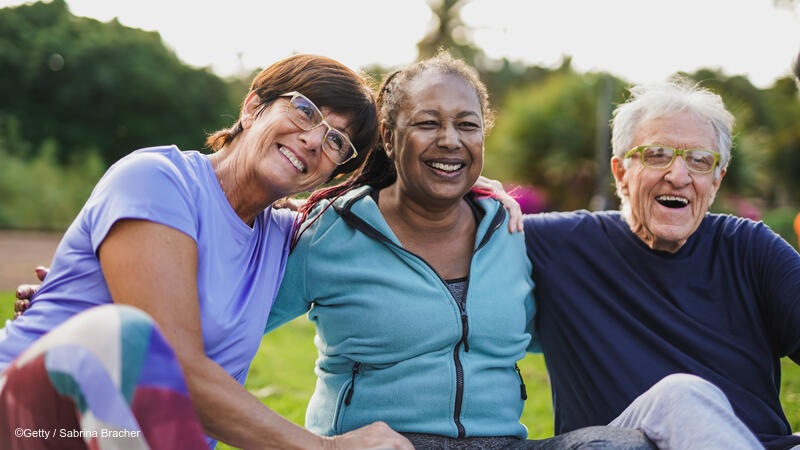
522;211;582;273
264;208;327;334
754;223;800;362
83;151;198;254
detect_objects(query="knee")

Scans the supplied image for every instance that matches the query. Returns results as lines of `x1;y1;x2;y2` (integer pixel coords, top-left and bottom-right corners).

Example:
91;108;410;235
648;373;727;406
67;304;158;346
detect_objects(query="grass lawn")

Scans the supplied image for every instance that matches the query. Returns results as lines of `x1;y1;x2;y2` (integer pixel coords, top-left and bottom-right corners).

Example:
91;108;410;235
0;290;797;449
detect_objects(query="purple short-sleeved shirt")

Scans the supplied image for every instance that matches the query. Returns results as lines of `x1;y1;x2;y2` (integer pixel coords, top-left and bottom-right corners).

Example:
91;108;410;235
0;146;294;386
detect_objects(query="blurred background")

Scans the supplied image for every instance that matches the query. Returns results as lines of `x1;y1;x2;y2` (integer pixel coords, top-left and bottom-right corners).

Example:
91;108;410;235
0;0;799;259
1;1;800;441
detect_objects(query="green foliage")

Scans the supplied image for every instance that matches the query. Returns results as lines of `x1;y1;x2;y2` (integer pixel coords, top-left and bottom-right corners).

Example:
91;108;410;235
763;207;800;251
485;71;626;210
0;141;103;229
0;0;235;164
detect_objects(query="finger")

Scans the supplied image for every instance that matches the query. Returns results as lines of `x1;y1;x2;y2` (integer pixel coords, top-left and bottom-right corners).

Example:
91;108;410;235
35;266;49;282
15;285;36;299
14;299;30;313
13;312;20;320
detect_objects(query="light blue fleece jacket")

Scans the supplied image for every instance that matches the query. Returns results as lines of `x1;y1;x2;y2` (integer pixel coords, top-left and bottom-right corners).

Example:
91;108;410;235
266;186;536;438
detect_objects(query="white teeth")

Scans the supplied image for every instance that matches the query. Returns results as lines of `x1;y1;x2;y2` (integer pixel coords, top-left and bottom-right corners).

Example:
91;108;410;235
427;161;464;172
279;146;306;173
656;195;688;205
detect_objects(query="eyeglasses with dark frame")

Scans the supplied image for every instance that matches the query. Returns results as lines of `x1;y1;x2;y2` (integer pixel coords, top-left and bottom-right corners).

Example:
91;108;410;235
280;92;357;166
624;145;721;174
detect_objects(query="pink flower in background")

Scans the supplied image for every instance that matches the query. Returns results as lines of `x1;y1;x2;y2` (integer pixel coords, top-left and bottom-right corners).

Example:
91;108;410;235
507;185;547;214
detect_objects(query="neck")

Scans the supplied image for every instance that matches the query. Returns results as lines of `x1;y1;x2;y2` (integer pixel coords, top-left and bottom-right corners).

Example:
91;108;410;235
378;183;470;235
621;206;685;253
208;144;281;226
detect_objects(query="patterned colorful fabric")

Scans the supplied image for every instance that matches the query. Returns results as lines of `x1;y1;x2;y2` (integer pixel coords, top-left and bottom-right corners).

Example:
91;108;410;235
0;304;206;449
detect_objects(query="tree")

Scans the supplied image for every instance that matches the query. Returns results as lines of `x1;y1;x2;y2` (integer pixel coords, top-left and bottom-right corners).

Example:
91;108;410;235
484;70;627;210
0;0;234;164
417;0;484;66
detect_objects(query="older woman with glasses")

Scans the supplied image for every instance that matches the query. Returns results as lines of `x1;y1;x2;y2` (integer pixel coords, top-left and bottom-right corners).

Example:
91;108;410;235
0;54;412;450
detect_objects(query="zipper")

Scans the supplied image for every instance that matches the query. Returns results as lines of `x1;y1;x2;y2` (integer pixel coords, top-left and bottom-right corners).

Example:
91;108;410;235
334;362;361;434
345;362;360;405
337;191;507;439
515;363;528;400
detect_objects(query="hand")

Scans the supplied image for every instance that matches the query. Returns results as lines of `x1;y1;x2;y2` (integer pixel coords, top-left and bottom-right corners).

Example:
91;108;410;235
323;421;414;450
474;176;523;233
13;266;48;319
272;197;306;211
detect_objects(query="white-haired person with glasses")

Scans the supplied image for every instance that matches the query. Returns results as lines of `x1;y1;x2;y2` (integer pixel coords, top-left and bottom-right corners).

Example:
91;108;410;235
0;54;413;450
521;79;800;449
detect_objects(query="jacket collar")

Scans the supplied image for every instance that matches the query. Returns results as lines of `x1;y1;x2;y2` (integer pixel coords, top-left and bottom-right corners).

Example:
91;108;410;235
332;185;507;251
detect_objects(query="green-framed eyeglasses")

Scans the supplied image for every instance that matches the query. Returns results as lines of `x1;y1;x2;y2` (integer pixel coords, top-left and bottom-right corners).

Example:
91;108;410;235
280;92;358;166
624;145;721;174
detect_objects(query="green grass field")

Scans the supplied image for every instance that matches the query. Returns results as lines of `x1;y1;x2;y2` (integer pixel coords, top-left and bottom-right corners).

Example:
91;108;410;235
0;290;797;449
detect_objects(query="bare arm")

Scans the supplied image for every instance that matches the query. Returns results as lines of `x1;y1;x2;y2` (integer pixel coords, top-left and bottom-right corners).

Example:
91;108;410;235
98;219;411;450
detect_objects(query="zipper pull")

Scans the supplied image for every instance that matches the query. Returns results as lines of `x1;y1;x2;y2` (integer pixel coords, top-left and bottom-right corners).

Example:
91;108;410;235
515;363;527;400
461;312;470;352
345;362;360;405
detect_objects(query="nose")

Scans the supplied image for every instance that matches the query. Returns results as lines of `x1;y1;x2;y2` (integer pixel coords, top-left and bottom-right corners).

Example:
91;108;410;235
664;155;692;187
437;123;461;150
298;125;327;154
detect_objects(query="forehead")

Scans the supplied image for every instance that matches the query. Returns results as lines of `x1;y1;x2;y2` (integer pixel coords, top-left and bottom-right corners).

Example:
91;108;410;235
401;71;481;116
632;111;717;150
319;105;354;133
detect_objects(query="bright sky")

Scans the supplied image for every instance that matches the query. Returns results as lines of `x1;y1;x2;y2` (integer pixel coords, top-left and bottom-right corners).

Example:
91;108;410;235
2;0;800;87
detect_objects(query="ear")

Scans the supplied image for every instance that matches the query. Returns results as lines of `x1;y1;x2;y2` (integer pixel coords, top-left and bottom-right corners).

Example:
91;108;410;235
240;91;261;129
380;121;394;160
611;157;629;197
708;168;726;203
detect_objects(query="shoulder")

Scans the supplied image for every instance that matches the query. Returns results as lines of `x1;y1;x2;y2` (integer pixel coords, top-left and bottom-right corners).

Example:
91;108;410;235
100;145;201;190
267;207;297;231
702;213;778;244
292;186;373;249
523;209;616;235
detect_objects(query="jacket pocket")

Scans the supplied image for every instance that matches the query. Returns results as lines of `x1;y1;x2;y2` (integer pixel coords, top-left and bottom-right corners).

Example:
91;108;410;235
333;362;361;434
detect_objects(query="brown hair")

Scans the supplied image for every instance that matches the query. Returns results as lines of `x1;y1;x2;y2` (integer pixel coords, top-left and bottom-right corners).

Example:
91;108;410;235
206;54;378;178
291;51;492;249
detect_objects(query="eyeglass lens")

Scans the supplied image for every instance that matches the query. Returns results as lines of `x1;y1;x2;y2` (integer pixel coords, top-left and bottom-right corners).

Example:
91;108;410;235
642;146;715;173
286;95;355;164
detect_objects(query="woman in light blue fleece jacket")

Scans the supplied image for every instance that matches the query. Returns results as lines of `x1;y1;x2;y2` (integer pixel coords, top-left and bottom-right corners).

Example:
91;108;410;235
265;52;652;449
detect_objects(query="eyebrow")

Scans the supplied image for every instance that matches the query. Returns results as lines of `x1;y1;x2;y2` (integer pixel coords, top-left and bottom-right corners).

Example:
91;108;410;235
416;109;481;119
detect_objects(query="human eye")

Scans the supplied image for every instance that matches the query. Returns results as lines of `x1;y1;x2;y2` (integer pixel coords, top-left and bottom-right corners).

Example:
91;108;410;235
413;120;439;129
458;120;481;131
643;146;673;166
686;150;714;171
291;97;318;123
326;132;345;151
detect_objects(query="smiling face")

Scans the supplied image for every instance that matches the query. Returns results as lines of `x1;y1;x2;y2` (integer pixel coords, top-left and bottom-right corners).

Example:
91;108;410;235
384;71;484;207
611;111;725;253
238;93;348;198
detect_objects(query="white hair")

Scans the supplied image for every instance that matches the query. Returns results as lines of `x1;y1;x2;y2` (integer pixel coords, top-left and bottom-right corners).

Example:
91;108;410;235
610;79;734;181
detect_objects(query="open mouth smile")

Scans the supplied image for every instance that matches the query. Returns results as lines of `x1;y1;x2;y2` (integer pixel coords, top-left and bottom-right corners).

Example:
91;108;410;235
278;144;307;174
425;160;465;175
655;194;689;209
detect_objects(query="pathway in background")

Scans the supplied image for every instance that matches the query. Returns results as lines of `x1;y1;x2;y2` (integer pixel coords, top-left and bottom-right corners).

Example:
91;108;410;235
0;230;62;291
